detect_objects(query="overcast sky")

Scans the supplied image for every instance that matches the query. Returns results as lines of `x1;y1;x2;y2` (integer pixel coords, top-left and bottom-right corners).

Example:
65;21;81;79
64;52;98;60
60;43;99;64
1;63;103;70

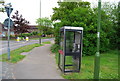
0;0;119;25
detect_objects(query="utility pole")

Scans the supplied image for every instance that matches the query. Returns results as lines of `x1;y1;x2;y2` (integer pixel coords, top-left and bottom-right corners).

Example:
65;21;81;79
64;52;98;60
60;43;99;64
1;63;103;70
39;0;41;44
94;0;101;79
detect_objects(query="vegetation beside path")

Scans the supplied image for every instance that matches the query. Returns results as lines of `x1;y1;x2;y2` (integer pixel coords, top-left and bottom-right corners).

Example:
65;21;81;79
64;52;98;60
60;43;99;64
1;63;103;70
2;37;53;41
51;44;118;79
0;41;51;63
62;50;118;79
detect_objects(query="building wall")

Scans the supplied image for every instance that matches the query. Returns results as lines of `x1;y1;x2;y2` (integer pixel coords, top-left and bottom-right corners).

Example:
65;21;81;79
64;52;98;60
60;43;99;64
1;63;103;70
0;23;15;37
1;24;38;37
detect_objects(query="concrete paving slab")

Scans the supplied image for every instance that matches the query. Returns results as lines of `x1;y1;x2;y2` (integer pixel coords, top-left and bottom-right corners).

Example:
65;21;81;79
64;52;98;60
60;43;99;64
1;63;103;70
13;43;63;79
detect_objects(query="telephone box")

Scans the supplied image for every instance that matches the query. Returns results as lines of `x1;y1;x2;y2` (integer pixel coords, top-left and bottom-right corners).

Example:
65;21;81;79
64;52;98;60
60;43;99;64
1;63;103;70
58;26;83;73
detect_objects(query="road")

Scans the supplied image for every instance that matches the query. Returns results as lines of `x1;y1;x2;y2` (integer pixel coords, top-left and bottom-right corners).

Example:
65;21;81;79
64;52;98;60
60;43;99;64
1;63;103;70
0;38;54;55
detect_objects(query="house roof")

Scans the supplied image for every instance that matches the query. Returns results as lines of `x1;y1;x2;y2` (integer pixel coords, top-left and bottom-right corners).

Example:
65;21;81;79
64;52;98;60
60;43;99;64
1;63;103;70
60;26;83;31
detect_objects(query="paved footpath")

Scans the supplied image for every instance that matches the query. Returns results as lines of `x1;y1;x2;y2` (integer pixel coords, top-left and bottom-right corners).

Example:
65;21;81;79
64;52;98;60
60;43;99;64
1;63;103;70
13;41;63;79
1;62;15;79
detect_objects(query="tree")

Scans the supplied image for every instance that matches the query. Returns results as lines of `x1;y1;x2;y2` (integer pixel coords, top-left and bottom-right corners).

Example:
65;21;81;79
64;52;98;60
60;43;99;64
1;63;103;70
11;10;30;36
117;2;120;49
101;2;120;49
52;2;113;56
0;0;5;12
36;17;53;35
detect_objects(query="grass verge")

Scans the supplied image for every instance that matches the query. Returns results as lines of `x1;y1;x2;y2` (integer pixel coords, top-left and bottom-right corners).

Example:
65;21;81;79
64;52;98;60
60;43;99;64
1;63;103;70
51;44;118;79
42;41;51;44
0;43;43;63
2;37;53;41
31;37;53;40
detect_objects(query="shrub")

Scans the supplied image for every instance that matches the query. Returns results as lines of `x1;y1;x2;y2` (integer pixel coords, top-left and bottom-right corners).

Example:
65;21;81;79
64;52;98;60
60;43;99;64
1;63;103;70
18;33;32;37
51;44;60;53
32;32;38;35
52;2;113;56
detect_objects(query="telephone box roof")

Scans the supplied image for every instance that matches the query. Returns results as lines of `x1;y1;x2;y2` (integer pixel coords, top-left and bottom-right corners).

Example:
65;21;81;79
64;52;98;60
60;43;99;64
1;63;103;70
60;26;83;31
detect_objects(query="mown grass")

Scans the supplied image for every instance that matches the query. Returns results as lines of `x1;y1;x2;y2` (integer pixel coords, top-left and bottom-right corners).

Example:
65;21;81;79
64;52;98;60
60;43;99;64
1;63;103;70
51;44;118;79
2;37;53;41
63;50;118;79
31;37;53;40
0;43;43;63
42;41;51;44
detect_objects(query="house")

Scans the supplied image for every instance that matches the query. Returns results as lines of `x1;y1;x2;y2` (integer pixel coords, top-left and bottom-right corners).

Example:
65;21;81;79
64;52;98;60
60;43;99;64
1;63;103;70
28;25;38;32
0;23;38;37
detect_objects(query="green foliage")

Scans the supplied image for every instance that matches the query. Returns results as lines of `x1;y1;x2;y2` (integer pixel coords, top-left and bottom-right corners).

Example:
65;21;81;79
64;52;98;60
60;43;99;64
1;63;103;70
53;23;62;44
51;45;118;79
42;41;51;44
36;17;53;35
20;33;32;37
17;32;38;37
32;31;38;35
117;2;120;49
101;2;119;49
62;50;118;79
51;46;118;79
52;1;117;56
0;0;5;12
51;44;60;53
0;7;4;12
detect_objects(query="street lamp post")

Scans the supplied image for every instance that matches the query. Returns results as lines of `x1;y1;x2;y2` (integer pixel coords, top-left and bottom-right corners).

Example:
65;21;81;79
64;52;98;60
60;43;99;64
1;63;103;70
39;0;41;44
94;0;101;79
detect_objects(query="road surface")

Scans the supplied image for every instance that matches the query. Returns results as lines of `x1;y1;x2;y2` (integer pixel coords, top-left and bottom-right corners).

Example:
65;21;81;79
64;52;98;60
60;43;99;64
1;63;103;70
0;38;54;55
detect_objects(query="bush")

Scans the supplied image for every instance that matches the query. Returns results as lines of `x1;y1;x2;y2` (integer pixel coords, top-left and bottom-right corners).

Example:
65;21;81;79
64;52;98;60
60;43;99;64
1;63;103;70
52;2;113;56
18;33;32;37
51;44;60;53
32;32;38;35
10;35;15;37
17;32;38;37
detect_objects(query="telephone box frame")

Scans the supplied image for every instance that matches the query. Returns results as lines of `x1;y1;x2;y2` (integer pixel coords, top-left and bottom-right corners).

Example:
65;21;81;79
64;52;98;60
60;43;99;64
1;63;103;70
58;26;83;73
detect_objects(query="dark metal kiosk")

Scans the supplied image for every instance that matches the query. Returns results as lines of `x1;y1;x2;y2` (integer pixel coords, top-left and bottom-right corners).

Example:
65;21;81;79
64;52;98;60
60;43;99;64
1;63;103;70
58;26;83;73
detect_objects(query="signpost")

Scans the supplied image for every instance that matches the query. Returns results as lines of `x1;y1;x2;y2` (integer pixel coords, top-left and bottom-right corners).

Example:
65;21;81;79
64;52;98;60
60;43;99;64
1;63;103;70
3;3;13;60
5;6;13;17
4;18;13;28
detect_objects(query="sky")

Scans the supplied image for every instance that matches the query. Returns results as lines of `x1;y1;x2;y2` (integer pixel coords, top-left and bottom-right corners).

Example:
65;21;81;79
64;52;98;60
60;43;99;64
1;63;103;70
0;0;119;25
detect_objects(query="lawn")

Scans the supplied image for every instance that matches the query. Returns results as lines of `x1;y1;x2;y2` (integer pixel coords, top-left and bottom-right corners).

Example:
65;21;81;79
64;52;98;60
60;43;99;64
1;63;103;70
0;41;51;63
31;37;54;40
2;37;53;41
42;41;51;44
55;50;118;79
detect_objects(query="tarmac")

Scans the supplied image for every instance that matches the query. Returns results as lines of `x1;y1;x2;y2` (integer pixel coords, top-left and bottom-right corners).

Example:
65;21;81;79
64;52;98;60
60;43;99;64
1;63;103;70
12;41;63;79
